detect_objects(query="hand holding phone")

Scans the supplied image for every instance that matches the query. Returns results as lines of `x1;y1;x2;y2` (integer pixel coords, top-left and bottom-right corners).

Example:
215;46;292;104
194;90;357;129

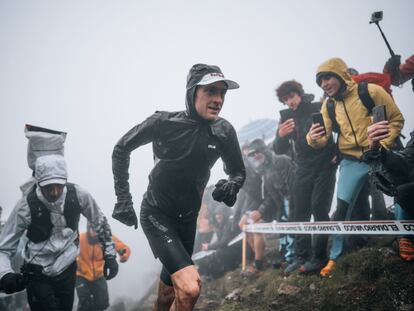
279;108;294;123
279;109;295;138
372;105;387;123
311;112;326;133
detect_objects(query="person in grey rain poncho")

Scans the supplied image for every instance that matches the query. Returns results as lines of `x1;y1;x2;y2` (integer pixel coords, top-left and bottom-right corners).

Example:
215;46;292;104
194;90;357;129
112;63;245;311
0;155;118;311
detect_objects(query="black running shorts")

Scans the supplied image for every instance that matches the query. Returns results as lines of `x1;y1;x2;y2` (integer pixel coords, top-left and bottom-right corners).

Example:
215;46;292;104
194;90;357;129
140;198;197;286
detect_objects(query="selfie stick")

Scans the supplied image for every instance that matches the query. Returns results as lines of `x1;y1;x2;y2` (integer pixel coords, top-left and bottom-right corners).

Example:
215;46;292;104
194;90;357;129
369;16;395;57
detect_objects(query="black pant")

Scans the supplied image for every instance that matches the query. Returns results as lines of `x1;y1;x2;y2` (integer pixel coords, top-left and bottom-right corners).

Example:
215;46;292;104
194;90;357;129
396;182;414;217
292;164;336;260
26;261;77;311
76;276;109;311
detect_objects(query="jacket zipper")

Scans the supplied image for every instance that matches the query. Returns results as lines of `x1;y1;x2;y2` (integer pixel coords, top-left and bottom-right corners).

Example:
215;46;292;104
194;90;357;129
341;99;362;153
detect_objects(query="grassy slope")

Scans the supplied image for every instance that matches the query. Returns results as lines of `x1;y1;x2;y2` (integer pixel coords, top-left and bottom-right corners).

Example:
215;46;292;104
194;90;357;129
196;238;414;311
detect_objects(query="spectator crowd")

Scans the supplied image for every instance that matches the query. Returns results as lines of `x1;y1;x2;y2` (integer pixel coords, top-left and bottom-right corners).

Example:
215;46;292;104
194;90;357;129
193;53;414;279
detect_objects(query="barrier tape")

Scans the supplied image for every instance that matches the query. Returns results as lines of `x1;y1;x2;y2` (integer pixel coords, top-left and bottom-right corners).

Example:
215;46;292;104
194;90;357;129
244;220;414;235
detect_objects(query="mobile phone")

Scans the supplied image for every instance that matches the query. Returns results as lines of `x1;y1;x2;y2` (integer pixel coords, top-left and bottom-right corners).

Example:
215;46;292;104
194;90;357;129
279;109;294;123
372;105;387;123
311;112;326;133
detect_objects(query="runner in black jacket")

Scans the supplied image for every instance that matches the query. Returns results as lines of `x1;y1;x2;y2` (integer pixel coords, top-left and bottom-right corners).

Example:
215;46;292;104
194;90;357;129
111;64;245;311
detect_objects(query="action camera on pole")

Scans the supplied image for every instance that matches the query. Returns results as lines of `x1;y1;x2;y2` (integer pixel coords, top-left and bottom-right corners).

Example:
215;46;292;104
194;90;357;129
370;11;383;24
369;10;396;57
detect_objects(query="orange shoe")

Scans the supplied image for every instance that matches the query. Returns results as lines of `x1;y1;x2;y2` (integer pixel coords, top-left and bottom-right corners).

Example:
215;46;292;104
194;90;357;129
320;259;336;277
399;238;414;261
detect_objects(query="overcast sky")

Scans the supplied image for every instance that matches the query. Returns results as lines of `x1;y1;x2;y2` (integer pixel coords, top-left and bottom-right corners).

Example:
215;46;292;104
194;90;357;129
0;0;413;305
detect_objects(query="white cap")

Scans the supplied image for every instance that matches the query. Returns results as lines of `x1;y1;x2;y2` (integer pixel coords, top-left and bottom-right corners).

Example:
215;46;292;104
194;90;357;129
35;155;68;187
197;72;239;89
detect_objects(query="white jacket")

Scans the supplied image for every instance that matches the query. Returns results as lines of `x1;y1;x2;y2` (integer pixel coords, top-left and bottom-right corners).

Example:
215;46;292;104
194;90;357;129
0;183;115;279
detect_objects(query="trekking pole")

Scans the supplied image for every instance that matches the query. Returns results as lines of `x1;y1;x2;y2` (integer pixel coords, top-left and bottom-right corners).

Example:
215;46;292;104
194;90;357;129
369;11;395;57
242;226;246;272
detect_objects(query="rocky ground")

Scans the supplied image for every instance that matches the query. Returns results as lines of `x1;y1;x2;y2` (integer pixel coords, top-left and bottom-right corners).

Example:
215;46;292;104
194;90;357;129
127;236;414;311
195;237;414;311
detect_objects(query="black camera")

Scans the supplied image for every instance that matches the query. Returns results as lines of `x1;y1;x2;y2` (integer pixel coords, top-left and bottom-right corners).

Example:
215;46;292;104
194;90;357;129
370;11;383;23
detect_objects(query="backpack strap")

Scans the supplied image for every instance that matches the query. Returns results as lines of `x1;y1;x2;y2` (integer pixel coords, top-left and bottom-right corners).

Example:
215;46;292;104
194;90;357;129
357;82;375;115
26;183;82;243
326;98;339;133
63;183;81;233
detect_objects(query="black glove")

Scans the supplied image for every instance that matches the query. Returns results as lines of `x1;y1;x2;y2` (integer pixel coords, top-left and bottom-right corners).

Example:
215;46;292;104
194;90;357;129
384;54;401;75
212;179;239;207
0;273;26;294
104;256;119;280
368;159;398;197
112;196;138;229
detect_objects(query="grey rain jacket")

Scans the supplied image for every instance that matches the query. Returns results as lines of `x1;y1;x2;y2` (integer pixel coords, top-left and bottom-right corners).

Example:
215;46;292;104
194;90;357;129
112;64;245;220
0;156;115;280
232;155;263;225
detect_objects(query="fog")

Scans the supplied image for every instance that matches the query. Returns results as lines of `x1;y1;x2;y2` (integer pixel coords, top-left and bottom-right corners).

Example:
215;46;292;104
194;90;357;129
0;0;413;305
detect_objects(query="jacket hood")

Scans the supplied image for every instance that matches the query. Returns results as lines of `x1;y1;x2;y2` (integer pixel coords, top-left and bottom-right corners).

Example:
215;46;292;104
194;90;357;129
185;64;239;121
316;57;356;97
301;93;315;104
35;154;68;187
292;93;315;115
211;204;231;228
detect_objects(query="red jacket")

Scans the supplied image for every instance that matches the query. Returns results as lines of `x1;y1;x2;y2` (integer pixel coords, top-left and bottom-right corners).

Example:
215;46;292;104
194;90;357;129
383;54;414;86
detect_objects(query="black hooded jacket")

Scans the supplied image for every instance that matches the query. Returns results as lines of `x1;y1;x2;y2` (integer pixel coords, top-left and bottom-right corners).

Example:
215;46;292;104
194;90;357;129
112;64;245;220
273;94;336;167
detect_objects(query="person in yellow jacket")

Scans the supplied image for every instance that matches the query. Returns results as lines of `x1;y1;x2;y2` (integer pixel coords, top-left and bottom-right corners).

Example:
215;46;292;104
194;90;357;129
307;57;404;277
76;222;131;311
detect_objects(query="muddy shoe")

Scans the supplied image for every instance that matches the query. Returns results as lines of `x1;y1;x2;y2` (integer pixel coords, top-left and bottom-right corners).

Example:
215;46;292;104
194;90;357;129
283;257;306;275
399;238;414;261
320;259;336;277
299;258;326;274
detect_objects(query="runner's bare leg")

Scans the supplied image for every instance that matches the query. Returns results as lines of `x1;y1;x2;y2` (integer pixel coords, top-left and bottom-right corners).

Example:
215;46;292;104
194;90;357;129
170;265;201;311
153;280;175;311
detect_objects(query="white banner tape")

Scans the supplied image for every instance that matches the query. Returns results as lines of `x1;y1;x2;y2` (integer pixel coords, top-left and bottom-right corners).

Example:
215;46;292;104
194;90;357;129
245;220;414;235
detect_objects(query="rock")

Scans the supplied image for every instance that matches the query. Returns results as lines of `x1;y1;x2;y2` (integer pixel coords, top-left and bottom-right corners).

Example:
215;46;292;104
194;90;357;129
277;283;301;296
309;283;316;291
225;288;243;301
378;247;397;257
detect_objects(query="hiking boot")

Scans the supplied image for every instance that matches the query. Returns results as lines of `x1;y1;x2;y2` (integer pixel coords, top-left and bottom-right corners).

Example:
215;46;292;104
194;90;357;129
320;260;335;277
299;258;327;274
283;257;306;275
398;238;414;261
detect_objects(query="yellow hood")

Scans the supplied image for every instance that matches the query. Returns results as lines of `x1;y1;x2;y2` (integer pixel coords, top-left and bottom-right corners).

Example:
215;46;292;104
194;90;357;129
316;57;356;94
308;57;404;159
